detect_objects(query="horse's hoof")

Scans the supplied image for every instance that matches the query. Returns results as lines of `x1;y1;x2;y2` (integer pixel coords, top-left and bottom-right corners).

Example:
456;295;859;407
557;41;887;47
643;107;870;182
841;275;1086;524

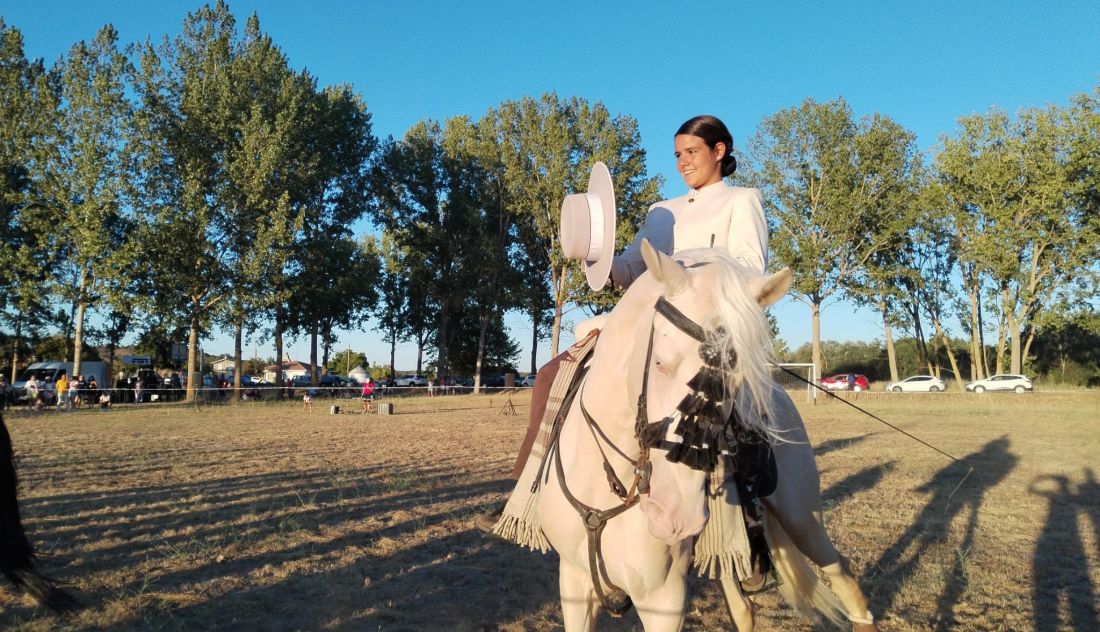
851;621;879;631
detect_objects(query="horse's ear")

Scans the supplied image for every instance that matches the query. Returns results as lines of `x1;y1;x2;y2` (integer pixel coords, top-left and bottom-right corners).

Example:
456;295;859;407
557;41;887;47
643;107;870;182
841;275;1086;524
751;267;792;308
641;239;688;294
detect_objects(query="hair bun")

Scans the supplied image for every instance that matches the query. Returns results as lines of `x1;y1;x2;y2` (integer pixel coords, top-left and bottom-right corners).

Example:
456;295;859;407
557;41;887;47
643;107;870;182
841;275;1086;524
721;153;737;178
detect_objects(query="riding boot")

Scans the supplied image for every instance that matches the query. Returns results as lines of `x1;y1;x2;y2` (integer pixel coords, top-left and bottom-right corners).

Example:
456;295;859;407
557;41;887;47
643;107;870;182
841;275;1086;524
474;501;506;534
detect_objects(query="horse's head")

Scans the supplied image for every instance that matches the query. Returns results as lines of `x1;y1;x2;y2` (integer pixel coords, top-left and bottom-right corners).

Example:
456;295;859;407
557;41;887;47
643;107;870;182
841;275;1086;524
631;239;792;544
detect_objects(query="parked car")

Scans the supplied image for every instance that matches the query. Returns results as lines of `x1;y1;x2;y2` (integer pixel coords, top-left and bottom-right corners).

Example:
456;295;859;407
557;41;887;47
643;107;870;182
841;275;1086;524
393;375;428;387
481;375;505;387
886;375;946;392
965;374;1033;393
290;375;314;387
319;374;351;387
520;373;537;387
820;374;869;392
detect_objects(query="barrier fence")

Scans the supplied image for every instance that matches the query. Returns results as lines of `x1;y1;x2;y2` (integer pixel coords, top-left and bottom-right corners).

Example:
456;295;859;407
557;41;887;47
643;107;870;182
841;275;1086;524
2;382;533;410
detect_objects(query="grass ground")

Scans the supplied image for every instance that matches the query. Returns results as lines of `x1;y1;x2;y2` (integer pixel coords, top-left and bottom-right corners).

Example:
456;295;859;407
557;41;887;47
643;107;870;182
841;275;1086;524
0;389;1098;631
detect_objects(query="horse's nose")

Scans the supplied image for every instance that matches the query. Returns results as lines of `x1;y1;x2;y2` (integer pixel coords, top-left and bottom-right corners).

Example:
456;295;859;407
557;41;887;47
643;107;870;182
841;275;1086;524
640;496;706;543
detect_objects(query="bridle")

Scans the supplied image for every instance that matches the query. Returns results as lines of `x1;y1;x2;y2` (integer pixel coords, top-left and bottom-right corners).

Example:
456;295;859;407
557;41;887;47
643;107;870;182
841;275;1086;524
547;291;736;616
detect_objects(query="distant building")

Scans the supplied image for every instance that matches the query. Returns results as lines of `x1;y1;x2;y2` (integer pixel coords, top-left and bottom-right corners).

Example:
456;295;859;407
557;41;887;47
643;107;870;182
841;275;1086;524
210;356;235;374
348;366;369;384
262;359;319;384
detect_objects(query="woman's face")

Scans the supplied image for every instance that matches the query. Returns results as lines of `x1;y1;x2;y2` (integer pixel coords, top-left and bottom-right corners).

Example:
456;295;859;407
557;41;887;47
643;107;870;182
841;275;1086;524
674;134;725;190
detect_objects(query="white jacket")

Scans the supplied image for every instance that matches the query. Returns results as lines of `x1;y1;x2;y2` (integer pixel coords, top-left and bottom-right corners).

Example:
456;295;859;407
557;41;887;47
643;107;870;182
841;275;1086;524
610;181;768;289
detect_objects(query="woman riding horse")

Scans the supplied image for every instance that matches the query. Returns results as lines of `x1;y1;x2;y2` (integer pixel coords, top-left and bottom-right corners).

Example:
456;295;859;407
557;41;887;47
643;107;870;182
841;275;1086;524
478;114;766;525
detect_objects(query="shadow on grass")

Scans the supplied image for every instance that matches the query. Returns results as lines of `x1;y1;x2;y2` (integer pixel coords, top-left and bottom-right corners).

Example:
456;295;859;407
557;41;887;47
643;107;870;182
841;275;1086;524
821;461;895;505
867;436;1017;630
813;434;872;458
1029;467;1100;632
2;460;536;630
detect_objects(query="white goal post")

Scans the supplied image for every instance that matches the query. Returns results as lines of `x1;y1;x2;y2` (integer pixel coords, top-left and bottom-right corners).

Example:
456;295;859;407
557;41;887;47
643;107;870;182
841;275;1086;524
769;363;818;402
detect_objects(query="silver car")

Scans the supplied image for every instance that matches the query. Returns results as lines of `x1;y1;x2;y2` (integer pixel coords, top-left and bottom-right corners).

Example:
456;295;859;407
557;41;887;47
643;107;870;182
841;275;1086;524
886;375;946;392
965;374;1033;393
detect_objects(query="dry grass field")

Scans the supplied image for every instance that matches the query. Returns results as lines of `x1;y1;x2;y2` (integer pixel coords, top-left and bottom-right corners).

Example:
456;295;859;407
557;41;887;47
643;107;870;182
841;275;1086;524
1;388;1098;631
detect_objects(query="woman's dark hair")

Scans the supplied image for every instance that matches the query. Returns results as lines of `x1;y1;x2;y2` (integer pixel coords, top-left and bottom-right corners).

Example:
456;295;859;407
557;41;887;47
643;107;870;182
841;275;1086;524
676;115;737;177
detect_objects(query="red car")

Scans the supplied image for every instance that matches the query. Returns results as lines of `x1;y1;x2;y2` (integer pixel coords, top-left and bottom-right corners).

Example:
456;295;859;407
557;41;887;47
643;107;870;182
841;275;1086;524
820;373;869;392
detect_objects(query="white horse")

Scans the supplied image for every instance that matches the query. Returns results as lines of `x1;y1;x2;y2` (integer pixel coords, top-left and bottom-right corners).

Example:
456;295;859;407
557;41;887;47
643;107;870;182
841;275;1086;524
537;240;877;631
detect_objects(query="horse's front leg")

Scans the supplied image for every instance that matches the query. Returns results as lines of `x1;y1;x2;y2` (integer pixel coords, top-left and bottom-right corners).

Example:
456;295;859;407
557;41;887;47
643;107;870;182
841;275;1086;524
631;540;693;632
718;576;754;632
558;560;599;632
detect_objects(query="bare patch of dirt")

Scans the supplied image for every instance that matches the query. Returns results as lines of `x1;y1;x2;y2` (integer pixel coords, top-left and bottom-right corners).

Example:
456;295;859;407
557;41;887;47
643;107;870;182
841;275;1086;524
1;390;1098;630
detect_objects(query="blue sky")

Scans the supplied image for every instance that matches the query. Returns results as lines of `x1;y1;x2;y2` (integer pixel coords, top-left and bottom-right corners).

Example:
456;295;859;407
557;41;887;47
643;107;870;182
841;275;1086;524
4;1;1099;371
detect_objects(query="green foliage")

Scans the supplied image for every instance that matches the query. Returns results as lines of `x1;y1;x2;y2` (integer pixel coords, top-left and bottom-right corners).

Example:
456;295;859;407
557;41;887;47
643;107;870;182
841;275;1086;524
749;97;923;372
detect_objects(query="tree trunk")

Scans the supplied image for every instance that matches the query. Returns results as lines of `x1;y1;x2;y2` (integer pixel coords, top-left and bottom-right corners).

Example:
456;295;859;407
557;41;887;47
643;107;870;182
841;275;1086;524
1008;304;1022;375
474;313;490;394
1022;329;1036;373
186;301;200;403
550;264;567;357
73;298;87;380
966;282;985;380
931;316;965;390
436;300;450;381
415;331;424;374
530;309;540;374
233;318;243;402
388;328;396;381
881;301;898;382
10;323;21;383
275;315;285;395
810;300;822;383
310;319;319;385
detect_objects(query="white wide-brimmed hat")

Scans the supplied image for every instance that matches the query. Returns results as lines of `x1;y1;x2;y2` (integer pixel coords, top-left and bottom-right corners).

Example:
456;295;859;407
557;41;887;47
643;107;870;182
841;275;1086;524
559;161;616;290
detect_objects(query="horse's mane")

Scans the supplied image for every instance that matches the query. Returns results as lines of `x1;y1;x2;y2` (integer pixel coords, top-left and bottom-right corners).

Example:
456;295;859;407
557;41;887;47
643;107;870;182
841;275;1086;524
673;248;779;440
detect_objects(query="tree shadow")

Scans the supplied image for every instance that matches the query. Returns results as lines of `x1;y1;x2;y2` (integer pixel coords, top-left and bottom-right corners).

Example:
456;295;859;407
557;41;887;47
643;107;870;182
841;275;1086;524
868;436;1017;629
1030;467;1100;631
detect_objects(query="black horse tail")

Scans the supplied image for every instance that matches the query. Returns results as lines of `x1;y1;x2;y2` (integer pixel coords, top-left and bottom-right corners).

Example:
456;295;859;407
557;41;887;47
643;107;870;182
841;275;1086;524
0;412;79;612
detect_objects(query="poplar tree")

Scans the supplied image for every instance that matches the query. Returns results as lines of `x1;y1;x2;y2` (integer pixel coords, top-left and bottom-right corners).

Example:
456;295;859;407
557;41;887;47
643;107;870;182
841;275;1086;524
750;97;920;374
0;20;54;378
30;24;133;379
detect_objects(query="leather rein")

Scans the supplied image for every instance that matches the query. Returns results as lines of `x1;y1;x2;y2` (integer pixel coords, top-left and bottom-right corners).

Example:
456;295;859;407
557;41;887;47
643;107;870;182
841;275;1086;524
548;295;713;616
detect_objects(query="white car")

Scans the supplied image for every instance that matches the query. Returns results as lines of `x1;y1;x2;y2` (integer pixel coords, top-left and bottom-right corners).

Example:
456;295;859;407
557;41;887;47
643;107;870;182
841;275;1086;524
965;374;1033;393
886;375;946;392
520;374;537;387
393;375;428;387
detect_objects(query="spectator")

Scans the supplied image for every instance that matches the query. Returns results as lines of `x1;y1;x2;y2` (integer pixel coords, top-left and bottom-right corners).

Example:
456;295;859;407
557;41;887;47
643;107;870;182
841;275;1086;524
25;375;39;410
303;389;314;412
86;376;100;405
360;377;375;413
846;373;855;391
0;376;8;411
98;391;111;409
69;374;83;409
55;373;70;411
134;378;144;404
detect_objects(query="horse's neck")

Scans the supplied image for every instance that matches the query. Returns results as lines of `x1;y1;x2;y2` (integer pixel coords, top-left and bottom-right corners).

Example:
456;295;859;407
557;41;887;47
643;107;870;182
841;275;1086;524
578;312;648;444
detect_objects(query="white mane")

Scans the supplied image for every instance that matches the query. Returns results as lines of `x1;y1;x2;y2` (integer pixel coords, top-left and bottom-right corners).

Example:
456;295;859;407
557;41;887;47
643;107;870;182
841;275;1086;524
671;248;779;439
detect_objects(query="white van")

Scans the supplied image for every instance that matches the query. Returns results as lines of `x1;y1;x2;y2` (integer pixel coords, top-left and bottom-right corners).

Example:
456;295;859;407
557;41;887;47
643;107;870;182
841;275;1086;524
12;361;107;405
